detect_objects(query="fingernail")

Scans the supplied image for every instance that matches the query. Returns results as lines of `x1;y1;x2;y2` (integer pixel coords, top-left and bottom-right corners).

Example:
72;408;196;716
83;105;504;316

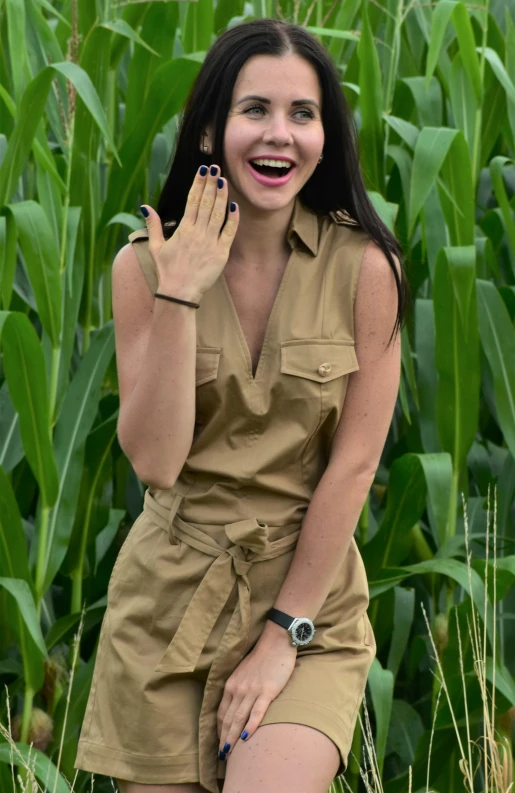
223;742;230;753
210;165;218;176
218;177;223;189
200;165;208;176
241;730;248;740
219;750;227;761
230;202;236;212
140;206;149;218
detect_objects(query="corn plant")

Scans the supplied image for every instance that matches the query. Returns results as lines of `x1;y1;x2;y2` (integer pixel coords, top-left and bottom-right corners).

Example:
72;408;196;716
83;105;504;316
1;1;514;792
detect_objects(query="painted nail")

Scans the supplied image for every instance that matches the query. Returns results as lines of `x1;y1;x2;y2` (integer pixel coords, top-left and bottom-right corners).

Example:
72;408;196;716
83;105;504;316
218;177;223;189
241;730;248;740
199;165;208;176
230;202;237;212
140;206;149;217
223;742;230;753
219;750;227;761
210;165;218;176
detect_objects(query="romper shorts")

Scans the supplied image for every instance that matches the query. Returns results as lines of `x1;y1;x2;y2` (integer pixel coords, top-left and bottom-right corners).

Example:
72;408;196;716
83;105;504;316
75;484;376;792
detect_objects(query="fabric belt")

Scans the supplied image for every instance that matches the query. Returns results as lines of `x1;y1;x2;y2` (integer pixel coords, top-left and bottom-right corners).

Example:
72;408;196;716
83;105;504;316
143;487;301;675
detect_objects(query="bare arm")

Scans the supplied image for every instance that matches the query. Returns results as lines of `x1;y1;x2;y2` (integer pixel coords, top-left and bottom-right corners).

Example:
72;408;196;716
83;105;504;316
113;243;198;490
113;164;239;490
256;240;403;648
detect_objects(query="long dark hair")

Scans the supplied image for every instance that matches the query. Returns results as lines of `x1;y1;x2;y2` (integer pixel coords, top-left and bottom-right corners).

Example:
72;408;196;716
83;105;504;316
156;18;411;345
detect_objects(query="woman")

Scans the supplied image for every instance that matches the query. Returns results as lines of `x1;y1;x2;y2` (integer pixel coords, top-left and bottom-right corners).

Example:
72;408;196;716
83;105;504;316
75;17;410;793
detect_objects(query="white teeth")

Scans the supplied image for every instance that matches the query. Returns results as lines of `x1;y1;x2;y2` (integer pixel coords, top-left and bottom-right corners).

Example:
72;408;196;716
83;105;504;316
251;158;293;168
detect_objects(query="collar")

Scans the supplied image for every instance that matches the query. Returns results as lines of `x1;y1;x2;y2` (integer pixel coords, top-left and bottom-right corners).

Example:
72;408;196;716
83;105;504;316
287;196;319;256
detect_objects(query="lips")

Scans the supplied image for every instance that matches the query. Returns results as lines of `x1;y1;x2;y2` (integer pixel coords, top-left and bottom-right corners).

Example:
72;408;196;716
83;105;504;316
246;159;297;187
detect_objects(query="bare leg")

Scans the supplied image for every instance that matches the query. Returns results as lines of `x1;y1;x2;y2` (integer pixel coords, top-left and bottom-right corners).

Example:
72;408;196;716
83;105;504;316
222;723;341;793
116;782;208;793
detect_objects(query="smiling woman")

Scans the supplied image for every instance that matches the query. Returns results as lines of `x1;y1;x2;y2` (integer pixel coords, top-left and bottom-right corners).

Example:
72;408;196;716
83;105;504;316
74;17;410;793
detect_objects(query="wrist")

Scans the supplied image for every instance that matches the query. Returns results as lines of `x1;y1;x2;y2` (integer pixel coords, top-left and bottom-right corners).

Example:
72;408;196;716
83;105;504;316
258;617;297;650
157;282;203;304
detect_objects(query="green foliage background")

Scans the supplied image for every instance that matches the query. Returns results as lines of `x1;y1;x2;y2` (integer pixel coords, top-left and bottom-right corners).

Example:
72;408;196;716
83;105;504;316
0;0;514;791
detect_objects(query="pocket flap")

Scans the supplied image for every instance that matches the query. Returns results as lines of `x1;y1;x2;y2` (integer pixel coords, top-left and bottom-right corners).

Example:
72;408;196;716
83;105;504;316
196;347;222;386
280;339;359;383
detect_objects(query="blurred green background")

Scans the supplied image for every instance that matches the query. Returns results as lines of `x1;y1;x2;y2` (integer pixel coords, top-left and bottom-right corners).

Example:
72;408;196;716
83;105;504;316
0;1;514;791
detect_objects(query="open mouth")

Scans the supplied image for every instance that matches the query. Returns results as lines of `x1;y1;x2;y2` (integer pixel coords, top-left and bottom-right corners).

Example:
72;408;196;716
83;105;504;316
249;158;294;179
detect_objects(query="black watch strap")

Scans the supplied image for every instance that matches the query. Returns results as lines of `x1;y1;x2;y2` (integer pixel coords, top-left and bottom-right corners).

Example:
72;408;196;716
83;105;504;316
267;607;294;630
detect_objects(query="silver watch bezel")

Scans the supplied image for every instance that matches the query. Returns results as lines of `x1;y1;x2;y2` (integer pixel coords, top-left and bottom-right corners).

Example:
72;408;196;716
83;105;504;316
288;617;316;647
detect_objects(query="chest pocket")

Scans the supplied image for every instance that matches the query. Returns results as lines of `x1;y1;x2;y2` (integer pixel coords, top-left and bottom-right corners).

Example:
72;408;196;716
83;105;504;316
279;338;359;419
194;346;222;438
195;346;221;386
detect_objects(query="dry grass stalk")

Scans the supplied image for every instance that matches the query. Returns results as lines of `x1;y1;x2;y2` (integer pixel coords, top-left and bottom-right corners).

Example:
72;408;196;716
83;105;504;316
1;607;90;793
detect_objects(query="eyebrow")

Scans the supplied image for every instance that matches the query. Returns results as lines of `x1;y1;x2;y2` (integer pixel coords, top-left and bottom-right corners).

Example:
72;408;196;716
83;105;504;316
235;94;320;110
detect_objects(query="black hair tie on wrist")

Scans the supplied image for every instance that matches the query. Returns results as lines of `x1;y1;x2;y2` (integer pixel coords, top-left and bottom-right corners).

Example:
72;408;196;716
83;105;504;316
154;292;200;309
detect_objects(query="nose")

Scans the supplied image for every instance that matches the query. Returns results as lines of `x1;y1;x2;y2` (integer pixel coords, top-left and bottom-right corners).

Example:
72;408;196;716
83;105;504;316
262;112;294;146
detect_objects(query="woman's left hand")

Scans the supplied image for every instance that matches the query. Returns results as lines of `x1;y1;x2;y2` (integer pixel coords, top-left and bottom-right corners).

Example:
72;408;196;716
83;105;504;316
217;634;297;757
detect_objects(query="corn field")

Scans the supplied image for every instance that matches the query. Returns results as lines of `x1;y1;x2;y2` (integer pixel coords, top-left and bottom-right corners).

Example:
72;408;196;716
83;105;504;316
0;0;514;791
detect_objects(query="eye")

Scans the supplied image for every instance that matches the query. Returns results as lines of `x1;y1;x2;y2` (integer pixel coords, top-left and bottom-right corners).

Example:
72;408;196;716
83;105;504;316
293;108;315;120
244;104;265;115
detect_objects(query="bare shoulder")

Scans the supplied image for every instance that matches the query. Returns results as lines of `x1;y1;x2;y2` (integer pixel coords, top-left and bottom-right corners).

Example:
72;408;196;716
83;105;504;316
354;239;402;362
112;242;154;310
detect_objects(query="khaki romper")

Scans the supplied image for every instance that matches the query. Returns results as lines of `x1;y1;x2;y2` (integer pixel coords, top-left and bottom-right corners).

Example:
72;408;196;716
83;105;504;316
75;196;377;792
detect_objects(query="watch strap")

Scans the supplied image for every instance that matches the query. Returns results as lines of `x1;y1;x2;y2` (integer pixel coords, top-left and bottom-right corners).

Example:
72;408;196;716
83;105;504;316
267;607;295;631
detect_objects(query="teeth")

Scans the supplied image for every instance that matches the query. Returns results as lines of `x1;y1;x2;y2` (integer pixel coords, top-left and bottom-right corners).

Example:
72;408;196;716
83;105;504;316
251;158;293;168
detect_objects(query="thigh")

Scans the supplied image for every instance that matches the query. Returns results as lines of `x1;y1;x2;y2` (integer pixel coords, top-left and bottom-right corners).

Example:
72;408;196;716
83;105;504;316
221;723;340;793
117;781;208;793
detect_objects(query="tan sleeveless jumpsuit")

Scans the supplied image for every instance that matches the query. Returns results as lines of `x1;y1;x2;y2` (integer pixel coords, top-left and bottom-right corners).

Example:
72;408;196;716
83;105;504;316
75;196;376;792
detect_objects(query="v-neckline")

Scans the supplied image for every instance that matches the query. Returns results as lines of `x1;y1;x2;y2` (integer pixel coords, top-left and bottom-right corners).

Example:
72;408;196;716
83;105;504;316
219;249;296;382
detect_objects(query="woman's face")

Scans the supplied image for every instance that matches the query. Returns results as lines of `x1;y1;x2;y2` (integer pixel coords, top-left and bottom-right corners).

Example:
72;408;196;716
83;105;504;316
222;53;324;214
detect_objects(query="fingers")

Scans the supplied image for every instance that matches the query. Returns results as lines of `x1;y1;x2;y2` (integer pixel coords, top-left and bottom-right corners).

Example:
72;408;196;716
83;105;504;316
218;201;239;253
140;205;165;258
218;692;270;760
182;164;209;226
206;174;229;235
196;164;222;228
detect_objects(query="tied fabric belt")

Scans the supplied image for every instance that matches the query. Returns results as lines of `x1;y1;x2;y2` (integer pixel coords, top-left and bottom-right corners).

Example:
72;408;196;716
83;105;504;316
143;488;302;675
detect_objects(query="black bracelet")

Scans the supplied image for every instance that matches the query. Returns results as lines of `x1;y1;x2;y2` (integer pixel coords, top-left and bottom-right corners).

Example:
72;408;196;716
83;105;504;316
154;292;200;309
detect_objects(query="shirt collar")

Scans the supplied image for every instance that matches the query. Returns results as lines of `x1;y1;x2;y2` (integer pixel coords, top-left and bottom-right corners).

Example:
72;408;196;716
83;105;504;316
287;196;319;256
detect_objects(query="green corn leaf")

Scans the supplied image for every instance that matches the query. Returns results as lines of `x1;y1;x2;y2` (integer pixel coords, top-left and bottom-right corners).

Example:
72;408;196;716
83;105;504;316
386;587;415;678
477;280;515;460
367;658;394;777
0;312;59;508
0;578;47;659
5;200;62;348
362;454;427;579
36;323;115;596
358;0;384;193
305;26;359;41
0;382;23;473
409;127;456;237
101;19;161;57
183;0;214;54
434;247;480;479
0;743;69;793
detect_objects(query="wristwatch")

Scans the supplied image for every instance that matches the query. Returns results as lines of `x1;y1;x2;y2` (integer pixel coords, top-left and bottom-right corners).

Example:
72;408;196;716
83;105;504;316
266;607;316;647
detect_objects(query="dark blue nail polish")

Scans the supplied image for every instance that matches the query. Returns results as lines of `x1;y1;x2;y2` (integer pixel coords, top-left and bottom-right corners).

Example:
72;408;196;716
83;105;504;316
218;177;223;189
241;730;248;740
200;165;208;176
223;742;230;753
140;206;149;217
230;202;236;212
210;165;218;176
219;750;227;761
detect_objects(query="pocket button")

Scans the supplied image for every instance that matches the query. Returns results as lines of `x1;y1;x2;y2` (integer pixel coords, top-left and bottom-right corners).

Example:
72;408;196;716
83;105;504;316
318;362;332;377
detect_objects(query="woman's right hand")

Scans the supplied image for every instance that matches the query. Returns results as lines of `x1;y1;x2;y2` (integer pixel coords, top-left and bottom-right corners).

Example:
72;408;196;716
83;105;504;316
140;164;239;303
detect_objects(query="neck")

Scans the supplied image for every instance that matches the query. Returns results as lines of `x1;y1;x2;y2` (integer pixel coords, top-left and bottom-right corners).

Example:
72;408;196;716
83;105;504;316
227;196;295;268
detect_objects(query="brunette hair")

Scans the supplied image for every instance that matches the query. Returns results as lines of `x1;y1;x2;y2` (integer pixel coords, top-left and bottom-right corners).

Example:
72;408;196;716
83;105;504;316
155;18;411;344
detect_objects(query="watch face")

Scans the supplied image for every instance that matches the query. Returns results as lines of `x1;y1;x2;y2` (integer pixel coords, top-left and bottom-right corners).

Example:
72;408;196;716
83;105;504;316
294;622;313;642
